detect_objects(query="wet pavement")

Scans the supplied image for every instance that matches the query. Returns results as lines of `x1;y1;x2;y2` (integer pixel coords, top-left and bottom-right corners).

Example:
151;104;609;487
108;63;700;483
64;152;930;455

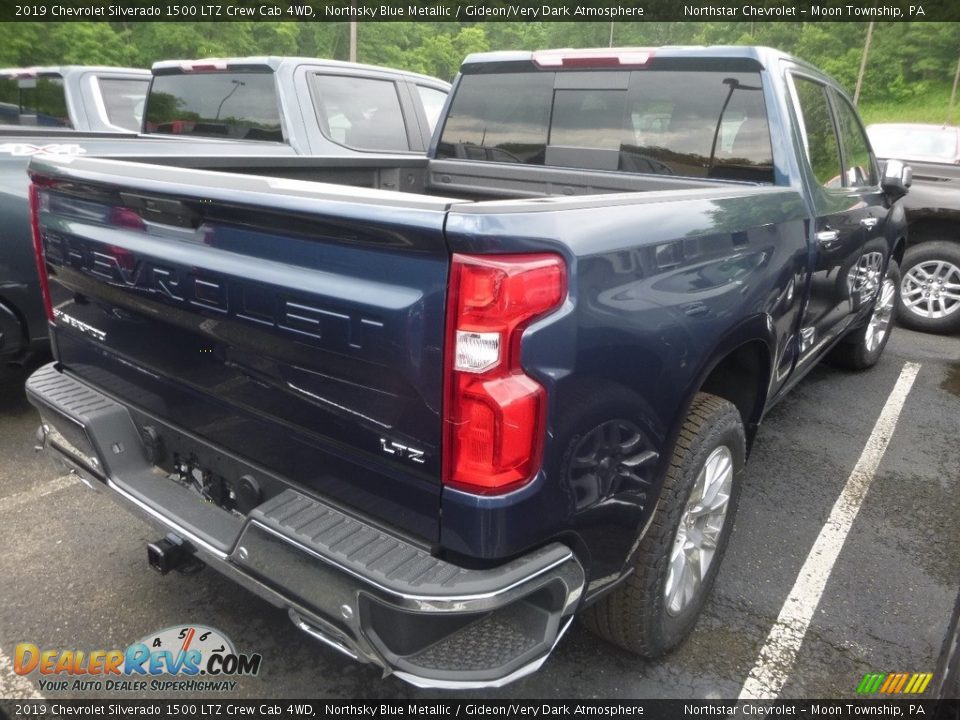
0;327;957;700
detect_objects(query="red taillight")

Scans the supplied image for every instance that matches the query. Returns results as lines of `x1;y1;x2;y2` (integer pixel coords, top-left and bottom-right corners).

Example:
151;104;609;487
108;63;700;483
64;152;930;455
28;181;54;323
443;253;566;494
179;60;228;73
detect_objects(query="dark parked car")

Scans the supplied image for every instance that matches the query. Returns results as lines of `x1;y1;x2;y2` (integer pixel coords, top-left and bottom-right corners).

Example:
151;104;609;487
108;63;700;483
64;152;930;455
867;123;960;334
26;46;909;687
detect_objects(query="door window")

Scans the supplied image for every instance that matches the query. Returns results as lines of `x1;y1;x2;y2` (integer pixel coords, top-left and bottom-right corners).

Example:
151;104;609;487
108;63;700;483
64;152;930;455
831;90;878;187
415;85;447;134
98;78;150;131
310;75;408;151
792;76;843;189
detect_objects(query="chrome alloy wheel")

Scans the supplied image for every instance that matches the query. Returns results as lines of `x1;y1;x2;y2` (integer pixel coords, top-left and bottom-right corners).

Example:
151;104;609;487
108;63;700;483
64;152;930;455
864;276;897;353
901;260;960;320
848;251;884;301
664;445;733;616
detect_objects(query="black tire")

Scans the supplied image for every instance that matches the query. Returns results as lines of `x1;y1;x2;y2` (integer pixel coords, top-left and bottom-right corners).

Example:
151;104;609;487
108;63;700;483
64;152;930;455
580;392;745;658
829;259;900;370
896;241;960;335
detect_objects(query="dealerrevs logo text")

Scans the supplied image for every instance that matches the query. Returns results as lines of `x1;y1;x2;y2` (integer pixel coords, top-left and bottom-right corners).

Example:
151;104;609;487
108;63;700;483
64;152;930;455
14;643;261;675
13;625;261;686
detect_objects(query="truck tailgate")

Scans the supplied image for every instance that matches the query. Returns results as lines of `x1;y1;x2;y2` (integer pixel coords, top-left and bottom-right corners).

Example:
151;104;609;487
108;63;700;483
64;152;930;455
30;156;459;543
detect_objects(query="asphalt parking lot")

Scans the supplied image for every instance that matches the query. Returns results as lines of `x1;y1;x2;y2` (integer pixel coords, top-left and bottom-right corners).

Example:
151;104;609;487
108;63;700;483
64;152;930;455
0;326;958;701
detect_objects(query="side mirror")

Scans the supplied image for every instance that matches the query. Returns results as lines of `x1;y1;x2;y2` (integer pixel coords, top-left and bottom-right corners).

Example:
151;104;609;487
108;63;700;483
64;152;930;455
881;159;912;199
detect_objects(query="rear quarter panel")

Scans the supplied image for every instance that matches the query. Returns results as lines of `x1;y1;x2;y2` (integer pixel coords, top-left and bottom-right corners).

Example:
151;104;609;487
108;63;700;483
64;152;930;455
442;188;809;590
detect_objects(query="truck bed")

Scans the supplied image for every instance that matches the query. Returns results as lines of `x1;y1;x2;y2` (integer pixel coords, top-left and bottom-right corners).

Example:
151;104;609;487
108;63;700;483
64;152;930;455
49;153;763;203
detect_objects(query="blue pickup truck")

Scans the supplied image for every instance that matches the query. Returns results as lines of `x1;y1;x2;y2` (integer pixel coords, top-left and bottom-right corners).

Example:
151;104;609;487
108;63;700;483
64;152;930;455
25;46;910;688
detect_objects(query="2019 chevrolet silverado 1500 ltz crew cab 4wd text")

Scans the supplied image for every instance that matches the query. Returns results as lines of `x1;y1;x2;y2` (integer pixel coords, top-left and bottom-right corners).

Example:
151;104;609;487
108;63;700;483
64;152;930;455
26;46;910;688
0;56;449;364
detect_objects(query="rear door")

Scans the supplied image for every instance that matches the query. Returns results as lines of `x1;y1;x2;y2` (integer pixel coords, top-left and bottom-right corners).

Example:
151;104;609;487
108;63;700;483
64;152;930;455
789;72;873;360
79;73;150;132
33;157;455;542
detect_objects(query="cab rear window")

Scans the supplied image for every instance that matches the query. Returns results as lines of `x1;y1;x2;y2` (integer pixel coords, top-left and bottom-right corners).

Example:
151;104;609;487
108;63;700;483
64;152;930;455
437;70;774;183
144;71;283;142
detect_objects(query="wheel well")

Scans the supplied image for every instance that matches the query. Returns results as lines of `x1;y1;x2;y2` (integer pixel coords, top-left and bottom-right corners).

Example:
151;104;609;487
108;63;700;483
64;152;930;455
698;340;769;448
0;293;29;345
893;237;906;267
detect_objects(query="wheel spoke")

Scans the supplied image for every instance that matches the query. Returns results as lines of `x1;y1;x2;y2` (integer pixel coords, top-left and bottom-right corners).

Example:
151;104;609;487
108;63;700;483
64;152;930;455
616;467;645;486
701;524;721;550
880;283;896;306
604;422;622;453
689;466;708;506
682;553;699;605
619;433;643;455
686;546;703;584
571;455;595;470
665;544;688;612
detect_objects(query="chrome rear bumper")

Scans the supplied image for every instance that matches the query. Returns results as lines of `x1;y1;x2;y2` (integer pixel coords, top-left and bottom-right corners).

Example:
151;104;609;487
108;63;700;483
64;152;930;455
27;362;585;688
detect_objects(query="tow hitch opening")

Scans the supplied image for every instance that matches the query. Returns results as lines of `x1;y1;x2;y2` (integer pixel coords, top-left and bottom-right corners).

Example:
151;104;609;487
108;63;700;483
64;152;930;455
147;536;204;575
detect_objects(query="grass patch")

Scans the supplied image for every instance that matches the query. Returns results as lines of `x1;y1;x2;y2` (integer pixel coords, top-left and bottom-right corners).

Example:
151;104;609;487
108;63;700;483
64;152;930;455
858;84;958;125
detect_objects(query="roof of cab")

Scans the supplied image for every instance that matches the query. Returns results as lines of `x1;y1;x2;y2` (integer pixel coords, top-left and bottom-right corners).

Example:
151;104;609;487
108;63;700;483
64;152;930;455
465;45;789;64
150;56;450;87
459;45;812;73
458;45;844;93
0;65;149;78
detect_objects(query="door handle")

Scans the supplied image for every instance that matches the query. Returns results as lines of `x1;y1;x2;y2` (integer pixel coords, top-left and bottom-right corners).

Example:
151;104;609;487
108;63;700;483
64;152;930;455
816;229;840;248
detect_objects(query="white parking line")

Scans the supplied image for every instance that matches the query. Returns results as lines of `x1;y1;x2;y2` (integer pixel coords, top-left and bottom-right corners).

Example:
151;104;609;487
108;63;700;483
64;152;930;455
739;361;921;700
0;645;43;699
0;475;78;515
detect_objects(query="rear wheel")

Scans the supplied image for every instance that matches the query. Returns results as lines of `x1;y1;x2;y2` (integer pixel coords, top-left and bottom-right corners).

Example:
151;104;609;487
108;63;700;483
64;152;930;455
896;241;960;334
581;393;745;657
829;259;899;370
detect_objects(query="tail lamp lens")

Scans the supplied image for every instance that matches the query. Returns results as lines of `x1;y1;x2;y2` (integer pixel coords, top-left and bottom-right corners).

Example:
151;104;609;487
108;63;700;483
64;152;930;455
28;182;54;323
444;253;566;494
